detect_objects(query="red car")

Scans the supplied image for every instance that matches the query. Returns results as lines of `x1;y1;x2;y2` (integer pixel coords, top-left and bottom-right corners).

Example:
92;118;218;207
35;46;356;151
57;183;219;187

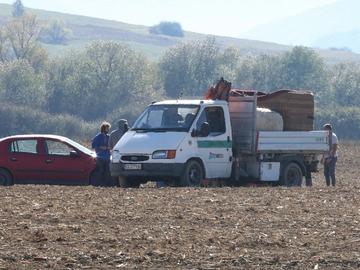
0;135;97;186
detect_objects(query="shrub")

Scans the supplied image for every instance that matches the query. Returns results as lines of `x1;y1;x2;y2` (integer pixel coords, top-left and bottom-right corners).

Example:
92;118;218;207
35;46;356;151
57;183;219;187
0;103;96;140
149;21;184;37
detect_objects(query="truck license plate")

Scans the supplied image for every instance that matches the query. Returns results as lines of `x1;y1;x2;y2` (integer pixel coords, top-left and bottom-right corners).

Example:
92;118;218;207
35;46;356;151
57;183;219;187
124;163;142;170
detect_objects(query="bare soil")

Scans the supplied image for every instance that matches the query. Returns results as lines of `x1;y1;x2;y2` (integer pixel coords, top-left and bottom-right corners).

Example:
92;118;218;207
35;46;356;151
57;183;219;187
0;143;359;269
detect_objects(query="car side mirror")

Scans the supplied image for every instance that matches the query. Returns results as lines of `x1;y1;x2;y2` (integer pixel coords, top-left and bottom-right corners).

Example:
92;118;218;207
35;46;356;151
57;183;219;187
70;150;79;158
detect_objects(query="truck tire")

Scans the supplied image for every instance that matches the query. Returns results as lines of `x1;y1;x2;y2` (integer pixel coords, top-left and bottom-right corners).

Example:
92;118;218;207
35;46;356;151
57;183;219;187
281;162;303;187
180;160;204;187
0;169;13;186
118;176;140;188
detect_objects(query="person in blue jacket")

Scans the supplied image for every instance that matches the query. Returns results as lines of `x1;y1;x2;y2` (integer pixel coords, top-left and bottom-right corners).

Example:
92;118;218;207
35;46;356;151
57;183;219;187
91;121;114;186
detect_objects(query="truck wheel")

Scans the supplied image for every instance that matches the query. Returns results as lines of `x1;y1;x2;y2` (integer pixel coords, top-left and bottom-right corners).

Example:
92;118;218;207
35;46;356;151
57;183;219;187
0;169;13;186
118;176;140;188
281;162;303;187
180;160;204;187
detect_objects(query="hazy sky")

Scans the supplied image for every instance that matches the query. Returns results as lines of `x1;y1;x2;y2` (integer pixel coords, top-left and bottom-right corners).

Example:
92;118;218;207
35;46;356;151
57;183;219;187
0;0;338;37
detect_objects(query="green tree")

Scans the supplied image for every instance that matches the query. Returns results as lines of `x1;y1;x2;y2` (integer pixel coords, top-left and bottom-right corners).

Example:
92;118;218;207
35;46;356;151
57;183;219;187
47;42;158;121
5;14;48;71
12;0;25;18
40;20;73;44
316;106;360;139
159;38;220;97
278;46;330;102
234;55;282;91
0;60;46;108
216;46;241;82
234;46;330;103
159;44;191;97
0;28;10;62
189;38;219;95
330;63;360;106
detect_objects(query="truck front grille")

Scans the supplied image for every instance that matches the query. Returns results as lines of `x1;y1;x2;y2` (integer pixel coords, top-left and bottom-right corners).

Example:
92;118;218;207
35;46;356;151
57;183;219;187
121;155;149;162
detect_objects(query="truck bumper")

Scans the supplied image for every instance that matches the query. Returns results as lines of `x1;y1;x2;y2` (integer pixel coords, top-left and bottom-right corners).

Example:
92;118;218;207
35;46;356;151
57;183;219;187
110;162;184;178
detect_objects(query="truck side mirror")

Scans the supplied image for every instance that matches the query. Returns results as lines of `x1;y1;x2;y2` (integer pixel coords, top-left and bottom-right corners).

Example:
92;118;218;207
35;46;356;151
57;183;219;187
191;122;210;137
199;122;210;137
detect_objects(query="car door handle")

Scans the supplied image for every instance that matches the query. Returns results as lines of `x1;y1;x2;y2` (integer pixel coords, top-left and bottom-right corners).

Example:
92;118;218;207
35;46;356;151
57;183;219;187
10;157;17;162
45;159;53;164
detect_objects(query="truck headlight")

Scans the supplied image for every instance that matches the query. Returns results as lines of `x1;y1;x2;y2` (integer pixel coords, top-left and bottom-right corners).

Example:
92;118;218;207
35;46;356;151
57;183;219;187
112;150;121;163
152;150;176;159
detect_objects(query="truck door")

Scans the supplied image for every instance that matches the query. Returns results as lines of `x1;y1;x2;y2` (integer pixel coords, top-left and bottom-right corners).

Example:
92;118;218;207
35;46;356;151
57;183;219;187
195;106;232;178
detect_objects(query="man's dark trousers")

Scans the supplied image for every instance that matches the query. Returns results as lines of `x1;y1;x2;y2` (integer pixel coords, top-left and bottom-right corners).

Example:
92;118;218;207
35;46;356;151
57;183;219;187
93;158;114;186
324;157;337;186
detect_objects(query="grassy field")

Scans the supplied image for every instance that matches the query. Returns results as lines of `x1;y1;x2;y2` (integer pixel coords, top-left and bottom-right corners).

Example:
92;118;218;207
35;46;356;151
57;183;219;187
1;3;360;63
0;142;359;269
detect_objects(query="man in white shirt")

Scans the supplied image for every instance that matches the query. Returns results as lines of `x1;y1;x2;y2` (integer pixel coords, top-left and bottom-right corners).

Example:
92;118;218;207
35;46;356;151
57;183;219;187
322;124;339;186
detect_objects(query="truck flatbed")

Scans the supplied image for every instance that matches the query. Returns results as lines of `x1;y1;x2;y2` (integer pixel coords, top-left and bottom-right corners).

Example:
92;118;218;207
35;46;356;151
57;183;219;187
257;131;329;153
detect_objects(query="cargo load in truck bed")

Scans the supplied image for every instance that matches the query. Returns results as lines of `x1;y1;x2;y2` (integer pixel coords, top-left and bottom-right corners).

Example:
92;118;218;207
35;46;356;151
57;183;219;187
228;89;316;154
229;89;314;131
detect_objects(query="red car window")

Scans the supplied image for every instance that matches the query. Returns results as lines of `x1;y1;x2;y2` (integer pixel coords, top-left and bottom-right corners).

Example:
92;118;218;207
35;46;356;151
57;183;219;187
9;140;38;154
45;140;75;156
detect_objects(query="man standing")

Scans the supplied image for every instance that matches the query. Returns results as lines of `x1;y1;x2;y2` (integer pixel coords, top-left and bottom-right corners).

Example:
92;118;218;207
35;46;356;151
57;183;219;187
109;119;129;187
322;123;339;187
92;122;112;186
109;119;129;150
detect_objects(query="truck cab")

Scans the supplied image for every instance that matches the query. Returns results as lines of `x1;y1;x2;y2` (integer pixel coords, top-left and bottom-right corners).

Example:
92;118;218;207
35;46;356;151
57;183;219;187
110;100;233;187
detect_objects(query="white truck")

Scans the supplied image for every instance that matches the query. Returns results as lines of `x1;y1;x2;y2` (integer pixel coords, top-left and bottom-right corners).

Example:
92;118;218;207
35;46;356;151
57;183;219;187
110;91;330;187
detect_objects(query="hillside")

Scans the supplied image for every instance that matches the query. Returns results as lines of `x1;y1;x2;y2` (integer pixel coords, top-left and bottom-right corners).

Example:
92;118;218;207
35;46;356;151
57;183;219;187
243;0;360;53
1;3;360;64
314;29;360;52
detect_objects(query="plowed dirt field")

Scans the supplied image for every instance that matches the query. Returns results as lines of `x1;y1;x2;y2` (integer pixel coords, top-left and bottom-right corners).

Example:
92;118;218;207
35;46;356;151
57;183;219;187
0;143;359;269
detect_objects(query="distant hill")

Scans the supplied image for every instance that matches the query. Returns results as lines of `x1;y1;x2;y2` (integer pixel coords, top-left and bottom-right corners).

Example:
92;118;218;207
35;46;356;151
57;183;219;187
1;3;360;64
243;0;360;53
314;29;360;53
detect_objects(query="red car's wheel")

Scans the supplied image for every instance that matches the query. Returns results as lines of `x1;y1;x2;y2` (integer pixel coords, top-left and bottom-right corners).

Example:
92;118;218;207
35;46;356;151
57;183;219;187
0;169;13;186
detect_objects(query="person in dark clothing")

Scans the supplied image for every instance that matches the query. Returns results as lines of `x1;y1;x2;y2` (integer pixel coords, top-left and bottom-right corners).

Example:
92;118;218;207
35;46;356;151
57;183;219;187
109;119;129;150
91;121;114;186
108;119;129;187
305;164;313;187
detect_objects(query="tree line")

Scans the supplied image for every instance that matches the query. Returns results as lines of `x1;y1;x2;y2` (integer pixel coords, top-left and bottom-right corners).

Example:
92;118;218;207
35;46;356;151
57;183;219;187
0;15;359;140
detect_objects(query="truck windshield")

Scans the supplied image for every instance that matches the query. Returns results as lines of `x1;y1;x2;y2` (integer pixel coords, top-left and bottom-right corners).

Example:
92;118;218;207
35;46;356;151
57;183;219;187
132;104;199;132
